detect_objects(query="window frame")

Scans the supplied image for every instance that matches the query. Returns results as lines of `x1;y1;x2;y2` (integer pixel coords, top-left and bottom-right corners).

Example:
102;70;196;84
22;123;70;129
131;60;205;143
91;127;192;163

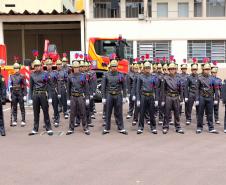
178;2;189;17
157;2;168;18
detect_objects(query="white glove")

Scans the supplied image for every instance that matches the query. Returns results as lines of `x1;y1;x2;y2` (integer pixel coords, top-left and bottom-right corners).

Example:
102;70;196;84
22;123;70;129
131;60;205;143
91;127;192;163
123;98;127;104
137;101;140;107
132;96;136;101
86;99;90;106
161;102;165;106
23;96;27;102
58;94;61;98
154;101;158;107
48;99;52;104
195;101;199;106
67;100;71;106
8;94;12;102
180;101;184;106
185;98;188;103
102;98;106;104
214;100;218;105
90;95;94;99
29;100;33;105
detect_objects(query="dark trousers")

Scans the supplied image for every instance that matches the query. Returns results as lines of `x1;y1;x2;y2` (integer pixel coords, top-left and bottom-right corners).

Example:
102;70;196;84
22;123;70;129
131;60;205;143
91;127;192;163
139;95;156;130
133;103;140;122
0;100;5;133
213;102;220;122
127;94;134;116
59;86;68;115
69;96;87;131
86;98;91;125
12;92;25;122
158;100;164;122
33;94;52;132
197;96;214;131
90;97;95;115
105;94;124;131
103;104;106;117
163;96;181;130
186;93;199;122
51;90;60;123
224;105;226;129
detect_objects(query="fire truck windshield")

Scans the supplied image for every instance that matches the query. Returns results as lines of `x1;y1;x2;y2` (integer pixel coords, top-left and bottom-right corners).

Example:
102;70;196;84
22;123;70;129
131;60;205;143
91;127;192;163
94;40;117;57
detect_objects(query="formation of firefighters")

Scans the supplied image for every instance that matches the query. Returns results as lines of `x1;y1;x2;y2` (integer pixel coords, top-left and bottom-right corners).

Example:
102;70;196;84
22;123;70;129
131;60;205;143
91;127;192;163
1;53;226;137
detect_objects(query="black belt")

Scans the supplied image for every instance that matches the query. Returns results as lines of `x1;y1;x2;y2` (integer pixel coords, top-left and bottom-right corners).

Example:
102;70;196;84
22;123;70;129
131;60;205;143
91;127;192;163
109;91;120;96
200;92;213;98
167;92;179;97
71;92;84;97
33;90;47;95
12;87;21;91
142;92;154;97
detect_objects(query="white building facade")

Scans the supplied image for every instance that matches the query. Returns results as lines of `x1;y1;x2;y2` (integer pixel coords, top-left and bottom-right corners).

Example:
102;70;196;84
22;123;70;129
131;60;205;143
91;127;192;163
85;0;226;66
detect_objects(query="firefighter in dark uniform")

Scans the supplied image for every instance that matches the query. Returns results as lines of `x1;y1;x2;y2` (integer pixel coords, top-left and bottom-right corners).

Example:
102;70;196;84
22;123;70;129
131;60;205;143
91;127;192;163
66;61;90;135
131;63;140;126
46;59;60;127
28;59;53;136
221;79;226;133
102;60;128;135
184;59;199;125
9;63;27;127
73;60;86;127
136;61;159;134
126;64;136;119
196;62;219;134
0;72;6;136
179;61;189;117
85;62;97;120
83;61;93;127
211;63;222;124
156;62;164;125
161;62;184;134
57;59;69;119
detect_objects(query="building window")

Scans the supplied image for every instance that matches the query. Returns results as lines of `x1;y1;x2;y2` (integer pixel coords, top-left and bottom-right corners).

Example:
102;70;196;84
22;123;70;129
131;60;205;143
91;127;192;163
188;40;226;63
194;0;202;17
93;0;121;18
157;3;168;17
148;0;152;17
137;41;171;60
126;0;144;18
207;0;225;17
178;2;189;17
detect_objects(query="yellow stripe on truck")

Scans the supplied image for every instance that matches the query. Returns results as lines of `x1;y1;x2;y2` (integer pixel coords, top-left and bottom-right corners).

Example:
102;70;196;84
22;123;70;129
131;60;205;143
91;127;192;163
88;42;108;71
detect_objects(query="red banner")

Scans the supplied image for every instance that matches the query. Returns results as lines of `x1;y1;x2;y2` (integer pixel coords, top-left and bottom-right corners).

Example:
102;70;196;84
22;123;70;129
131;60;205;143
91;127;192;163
0;44;7;65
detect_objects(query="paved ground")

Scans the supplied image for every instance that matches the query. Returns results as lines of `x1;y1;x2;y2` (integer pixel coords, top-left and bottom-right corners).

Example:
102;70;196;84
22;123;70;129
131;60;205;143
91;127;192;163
1;102;226;185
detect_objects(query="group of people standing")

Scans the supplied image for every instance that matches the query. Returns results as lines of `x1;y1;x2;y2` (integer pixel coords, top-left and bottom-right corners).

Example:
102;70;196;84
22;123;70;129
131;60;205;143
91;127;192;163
124;57;225;135
0;55;226;137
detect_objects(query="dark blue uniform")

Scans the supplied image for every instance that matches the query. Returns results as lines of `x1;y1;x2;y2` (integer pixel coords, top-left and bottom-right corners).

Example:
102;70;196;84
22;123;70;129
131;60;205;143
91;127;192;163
184;73;199;124
9;73;26;124
161;74;184;133
29;71;52;133
0;75;6;136
102;71;127;132
47;69;60;126
196;74;219;132
136;73;159;132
